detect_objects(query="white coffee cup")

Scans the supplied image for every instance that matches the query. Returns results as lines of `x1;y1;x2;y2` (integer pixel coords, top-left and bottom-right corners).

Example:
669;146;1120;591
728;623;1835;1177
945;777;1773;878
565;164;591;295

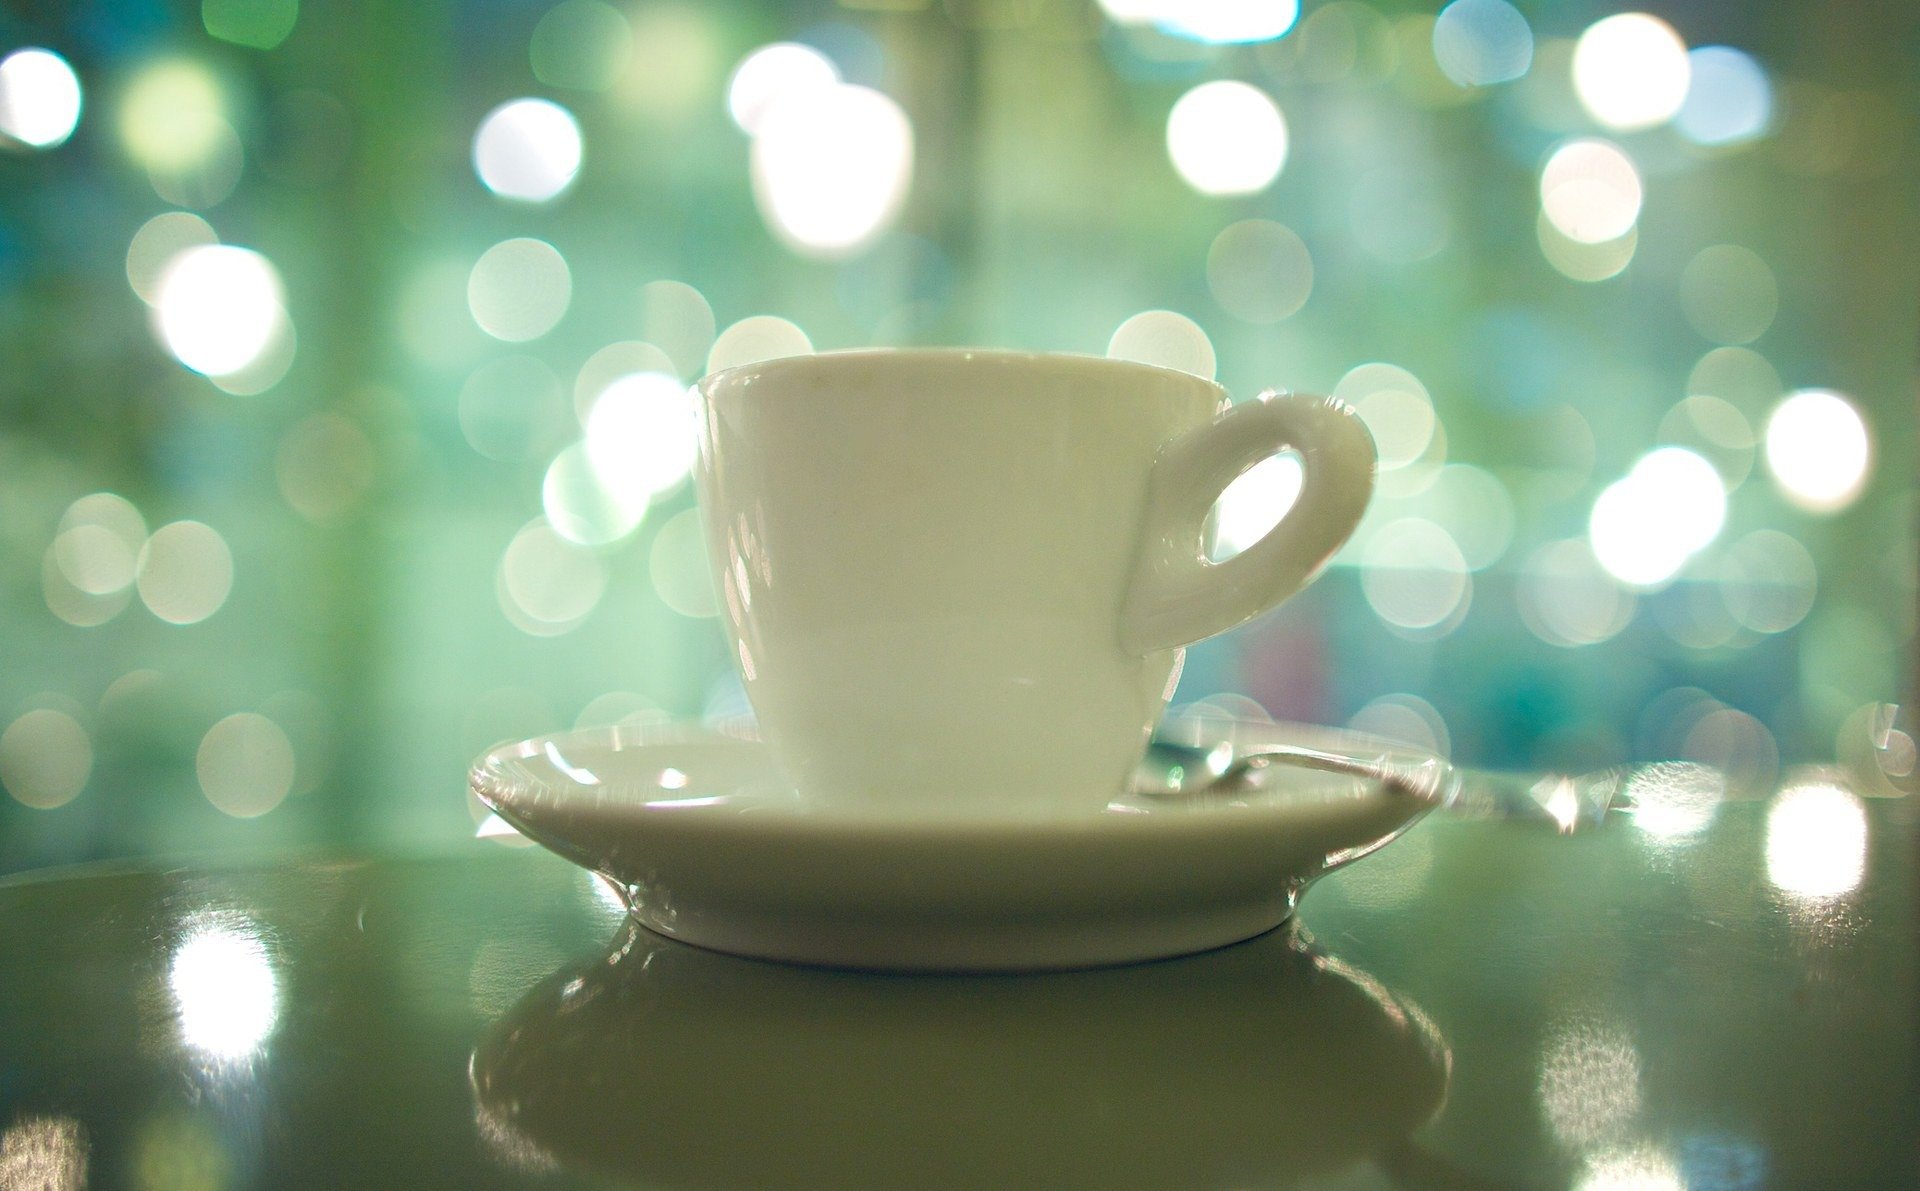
694;349;1375;816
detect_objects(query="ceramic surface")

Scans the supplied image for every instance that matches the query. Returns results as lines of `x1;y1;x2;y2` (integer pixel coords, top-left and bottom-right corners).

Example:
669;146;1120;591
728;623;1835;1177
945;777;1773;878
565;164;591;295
468;719;1450;972
695;349;1375;816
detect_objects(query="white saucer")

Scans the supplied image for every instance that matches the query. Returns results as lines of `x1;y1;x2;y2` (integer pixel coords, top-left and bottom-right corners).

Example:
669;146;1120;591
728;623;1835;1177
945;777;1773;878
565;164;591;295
469;720;1452;972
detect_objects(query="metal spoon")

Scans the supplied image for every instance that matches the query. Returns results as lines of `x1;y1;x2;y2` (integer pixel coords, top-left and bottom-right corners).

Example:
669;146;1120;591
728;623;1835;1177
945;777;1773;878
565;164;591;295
1142;739;1624;832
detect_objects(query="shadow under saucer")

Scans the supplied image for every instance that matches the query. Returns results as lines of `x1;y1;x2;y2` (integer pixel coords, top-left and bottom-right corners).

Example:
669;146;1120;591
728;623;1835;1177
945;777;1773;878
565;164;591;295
470;922;1450;1190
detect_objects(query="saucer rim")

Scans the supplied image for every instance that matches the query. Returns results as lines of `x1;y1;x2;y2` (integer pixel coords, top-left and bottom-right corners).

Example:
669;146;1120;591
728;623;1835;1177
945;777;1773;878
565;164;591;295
468;720;1444;839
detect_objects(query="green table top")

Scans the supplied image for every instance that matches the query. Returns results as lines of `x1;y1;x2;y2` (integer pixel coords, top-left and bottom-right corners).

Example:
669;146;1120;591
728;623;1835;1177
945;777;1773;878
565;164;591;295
0;788;1912;1189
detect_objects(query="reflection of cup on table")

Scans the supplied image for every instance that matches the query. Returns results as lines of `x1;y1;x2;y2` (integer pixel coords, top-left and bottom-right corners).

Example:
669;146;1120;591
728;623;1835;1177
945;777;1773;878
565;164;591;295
471;923;1450;1190
695;349;1375;815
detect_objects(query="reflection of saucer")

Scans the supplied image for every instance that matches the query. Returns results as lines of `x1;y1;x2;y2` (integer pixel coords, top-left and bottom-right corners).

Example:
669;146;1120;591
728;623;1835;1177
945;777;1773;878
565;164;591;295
470;722;1446;971
472;923;1450;1190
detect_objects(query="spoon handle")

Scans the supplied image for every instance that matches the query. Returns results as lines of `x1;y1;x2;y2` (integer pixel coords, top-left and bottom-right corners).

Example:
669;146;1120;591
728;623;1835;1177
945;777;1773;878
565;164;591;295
1144;739;1622;832
1213;744;1460;808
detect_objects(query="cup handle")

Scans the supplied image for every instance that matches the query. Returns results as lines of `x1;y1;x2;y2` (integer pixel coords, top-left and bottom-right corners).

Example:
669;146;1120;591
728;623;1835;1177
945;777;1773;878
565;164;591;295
1120;392;1375;655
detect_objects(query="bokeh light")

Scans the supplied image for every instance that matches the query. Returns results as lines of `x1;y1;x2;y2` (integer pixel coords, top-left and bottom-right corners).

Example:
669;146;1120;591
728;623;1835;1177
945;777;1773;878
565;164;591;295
169;920;278;1061
1589;447;1726;589
1718;528;1816;634
1633;448;1727;552
146;117;242;208
1679;245;1777;345
1540;139;1642;245
1096;0;1163;25
1634;687;1715;750
52;524;133;601
136;520;234;625
1676;46;1772;147
153;245;287;378
638;280;716;378
468;238;572;342
574;341;674;419
543;443;647;545
118;59;228;174
42;545;131;628
497;519;606;635
1689;345;1783;412
0;708;91;810
126;212;218;303
1336;363;1434;472
1431;0;1533;88
1167;81;1287;196
1538;212;1636;282
706;315;813;375
202;0;300;51
530;0;632;92
54;493;146;597
1280;2;1397;83
617;5;722;118
1107;310;1216;379
1424;464;1514;570
727;42;839;135
1108;0;1300;44
197;712;295;818
1587;481;1676;588
1360;517;1471;635
1349;692;1451;757
0;48;83;149
1518;538;1635;647
1766;779;1868;900
649;508;717;618
472;98;583;203
208;314;296;396
1658;393;1754;488
1207;220;1313;323
751;83;912;258
1763;389;1870;512
1683;707;1779;798
584;371;699;504
1572;13;1690;131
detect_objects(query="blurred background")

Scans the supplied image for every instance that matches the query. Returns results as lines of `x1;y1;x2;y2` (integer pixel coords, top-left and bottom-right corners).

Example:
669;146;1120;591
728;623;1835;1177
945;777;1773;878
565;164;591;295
0;0;1912;875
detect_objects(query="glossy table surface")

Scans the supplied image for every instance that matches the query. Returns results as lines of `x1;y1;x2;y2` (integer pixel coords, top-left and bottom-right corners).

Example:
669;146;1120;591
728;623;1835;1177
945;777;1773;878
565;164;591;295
0;781;1913;1189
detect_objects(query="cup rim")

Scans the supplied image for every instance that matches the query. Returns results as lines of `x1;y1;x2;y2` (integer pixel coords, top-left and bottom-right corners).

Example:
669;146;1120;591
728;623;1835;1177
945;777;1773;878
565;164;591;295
696;346;1228;399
